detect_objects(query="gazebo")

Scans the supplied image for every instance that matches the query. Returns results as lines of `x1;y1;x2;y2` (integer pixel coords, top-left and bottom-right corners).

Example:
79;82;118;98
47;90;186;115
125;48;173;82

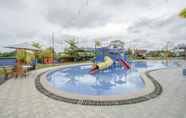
5;42;40;77
5;42;40;51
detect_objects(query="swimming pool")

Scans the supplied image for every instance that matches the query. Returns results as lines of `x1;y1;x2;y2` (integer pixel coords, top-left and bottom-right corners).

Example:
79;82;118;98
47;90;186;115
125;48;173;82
46;61;178;97
0;58;16;66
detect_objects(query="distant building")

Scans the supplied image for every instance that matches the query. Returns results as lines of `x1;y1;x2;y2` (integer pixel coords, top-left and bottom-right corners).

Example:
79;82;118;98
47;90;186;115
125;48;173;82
134;49;147;57
175;43;186;60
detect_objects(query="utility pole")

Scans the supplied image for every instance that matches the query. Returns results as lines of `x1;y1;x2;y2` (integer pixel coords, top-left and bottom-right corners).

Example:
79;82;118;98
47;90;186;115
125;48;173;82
165;41;170;64
52;32;55;64
94;39;96;63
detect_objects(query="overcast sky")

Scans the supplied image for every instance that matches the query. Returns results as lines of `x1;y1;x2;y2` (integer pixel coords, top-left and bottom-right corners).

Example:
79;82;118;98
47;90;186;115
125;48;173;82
0;0;186;52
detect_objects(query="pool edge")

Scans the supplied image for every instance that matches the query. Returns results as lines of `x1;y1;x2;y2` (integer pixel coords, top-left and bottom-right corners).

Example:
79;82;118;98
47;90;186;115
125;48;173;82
35;64;163;106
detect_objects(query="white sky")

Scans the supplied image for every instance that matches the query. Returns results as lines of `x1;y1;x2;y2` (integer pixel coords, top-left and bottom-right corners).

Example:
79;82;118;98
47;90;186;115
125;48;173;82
0;0;186;52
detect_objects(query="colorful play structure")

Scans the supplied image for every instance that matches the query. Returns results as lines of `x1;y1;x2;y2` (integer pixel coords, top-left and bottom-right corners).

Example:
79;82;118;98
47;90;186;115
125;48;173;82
89;46;130;74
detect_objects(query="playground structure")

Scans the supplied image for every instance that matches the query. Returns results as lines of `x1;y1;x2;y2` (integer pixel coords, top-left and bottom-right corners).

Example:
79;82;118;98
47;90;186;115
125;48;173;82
89;41;130;74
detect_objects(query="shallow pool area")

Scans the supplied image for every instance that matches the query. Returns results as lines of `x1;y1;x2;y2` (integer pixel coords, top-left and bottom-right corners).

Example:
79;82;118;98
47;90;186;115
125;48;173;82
47;61;178;96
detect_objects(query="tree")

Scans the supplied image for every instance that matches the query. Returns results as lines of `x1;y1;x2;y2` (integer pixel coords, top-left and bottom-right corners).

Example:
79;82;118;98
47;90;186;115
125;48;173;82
32;42;42;49
32;42;42;63
16;50;26;63
0;51;16;58
16;50;34;64
179;8;186;60
41;47;55;58
110;40;125;49
64;39;79;57
127;48;133;55
179;8;186;18
95;40;101;47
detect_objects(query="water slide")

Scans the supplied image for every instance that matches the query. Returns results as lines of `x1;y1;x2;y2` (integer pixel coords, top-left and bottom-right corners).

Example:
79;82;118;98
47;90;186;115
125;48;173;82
118;59;130;70
89;56;113;74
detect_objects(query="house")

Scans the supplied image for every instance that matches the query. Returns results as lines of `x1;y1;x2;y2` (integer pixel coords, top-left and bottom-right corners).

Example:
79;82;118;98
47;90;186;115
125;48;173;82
134;49;147;57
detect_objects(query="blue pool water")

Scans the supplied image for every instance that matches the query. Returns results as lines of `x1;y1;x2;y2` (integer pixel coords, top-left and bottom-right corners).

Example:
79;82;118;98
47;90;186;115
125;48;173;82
0;58;16;66
47;61;178;96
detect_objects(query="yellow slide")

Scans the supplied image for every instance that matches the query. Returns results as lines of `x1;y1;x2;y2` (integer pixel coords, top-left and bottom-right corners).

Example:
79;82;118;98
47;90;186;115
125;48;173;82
97;56;113;70
89;56;113;74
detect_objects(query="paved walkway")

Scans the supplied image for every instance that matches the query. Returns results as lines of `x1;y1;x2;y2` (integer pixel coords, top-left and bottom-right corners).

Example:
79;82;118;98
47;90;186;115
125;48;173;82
0;66;186;118
0;77;5;85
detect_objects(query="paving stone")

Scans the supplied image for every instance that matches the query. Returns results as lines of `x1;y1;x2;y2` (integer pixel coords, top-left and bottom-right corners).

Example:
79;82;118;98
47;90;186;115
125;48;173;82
0;65;185;118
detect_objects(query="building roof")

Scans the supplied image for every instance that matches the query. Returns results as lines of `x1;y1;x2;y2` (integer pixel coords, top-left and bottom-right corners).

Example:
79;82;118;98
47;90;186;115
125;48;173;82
5;42;40;51
177;44;186;49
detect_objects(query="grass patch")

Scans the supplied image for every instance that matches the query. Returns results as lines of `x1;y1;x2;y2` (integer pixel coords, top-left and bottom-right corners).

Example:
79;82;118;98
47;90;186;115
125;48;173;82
0;69;5;77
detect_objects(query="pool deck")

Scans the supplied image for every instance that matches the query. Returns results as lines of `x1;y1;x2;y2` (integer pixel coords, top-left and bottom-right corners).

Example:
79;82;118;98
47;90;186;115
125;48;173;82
0;62;186;118
0;77;6;85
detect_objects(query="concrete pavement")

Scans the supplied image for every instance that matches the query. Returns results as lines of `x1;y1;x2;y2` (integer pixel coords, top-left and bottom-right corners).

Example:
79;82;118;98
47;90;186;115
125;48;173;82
0;66;186;118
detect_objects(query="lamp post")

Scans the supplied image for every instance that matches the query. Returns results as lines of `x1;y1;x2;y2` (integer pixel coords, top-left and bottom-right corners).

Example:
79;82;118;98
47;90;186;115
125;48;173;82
164;41;173;64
